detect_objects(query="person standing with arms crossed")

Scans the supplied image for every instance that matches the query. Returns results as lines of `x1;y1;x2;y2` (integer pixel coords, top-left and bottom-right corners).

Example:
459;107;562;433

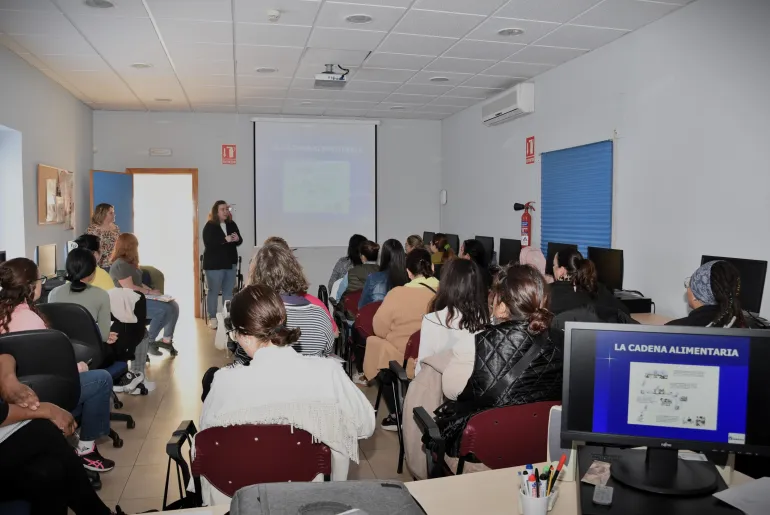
202;201;243;329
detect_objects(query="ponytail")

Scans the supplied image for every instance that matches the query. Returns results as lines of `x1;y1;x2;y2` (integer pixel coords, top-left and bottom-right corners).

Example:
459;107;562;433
491;264;553;335
432;233;455;264
709;261;746;328
556;248;598;296
406;248;433;279
65;248;97;293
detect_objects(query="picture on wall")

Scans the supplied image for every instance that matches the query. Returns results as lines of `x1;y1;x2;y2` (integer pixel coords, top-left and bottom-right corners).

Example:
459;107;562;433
38;164;75;228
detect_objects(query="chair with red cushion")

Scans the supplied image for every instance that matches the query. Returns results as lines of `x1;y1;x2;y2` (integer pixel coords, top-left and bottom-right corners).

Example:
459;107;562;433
354;300;382;339
342;289;363;320
414;400;560;478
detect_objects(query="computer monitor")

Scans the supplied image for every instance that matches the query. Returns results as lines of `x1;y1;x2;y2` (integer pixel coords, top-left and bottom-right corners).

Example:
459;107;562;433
422;231;434;246
474;236;494;265
445;234;459;255
588;247;624;291
36;244;57;278
498;238;522;266
0;250;6;264
700;255;767;314
562;322;770;495
546;242;578;276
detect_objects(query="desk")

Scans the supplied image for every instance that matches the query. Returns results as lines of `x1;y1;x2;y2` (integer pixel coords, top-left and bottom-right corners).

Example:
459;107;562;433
156;464;751;515
632;313;672;325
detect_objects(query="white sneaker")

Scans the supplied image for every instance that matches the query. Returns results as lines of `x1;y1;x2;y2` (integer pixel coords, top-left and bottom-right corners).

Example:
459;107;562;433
352;372;368;386
208;319;218;330
129;380;156;395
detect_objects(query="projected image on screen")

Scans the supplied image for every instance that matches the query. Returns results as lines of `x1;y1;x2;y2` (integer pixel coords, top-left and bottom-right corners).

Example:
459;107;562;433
283;160;351;214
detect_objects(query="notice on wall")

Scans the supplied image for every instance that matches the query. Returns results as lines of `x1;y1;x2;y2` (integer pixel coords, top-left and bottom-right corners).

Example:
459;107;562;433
222;144;237;165
526;136;535;165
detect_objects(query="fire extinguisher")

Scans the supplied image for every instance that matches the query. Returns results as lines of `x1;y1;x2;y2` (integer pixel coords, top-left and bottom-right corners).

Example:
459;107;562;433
514;202;536;247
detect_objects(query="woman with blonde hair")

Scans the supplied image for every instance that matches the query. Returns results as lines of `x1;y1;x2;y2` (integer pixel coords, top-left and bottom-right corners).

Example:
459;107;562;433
109;233;180;356
405;235;423;254
202;200;243;328
87;203;120;268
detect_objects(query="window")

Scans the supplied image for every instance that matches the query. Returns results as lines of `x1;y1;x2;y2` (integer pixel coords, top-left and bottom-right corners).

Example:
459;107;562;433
540;140;613;256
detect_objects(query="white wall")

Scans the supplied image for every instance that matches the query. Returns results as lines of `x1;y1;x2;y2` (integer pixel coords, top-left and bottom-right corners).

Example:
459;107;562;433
441;0;770;319
93;112;442;294
0;127;25;257
0;46;93;260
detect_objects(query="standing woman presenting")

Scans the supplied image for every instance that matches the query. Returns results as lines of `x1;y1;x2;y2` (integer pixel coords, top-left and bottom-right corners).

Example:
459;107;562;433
202;200;243;328
87;203;120;268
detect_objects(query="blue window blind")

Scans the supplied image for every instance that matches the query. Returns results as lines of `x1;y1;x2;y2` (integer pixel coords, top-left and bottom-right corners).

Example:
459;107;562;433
541;140;613;256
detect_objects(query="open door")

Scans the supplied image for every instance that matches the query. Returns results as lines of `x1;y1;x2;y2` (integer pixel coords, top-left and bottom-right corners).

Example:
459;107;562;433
90;170;134;232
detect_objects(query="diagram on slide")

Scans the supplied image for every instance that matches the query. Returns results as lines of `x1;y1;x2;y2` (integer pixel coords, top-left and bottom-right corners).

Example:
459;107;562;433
627;362;720;431
282;160;351;214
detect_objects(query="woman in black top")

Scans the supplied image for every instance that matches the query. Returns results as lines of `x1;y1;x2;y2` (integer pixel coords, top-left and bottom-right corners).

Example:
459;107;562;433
202;200;243;328
549;248;630;316
667;260;747;328
460;239;492;291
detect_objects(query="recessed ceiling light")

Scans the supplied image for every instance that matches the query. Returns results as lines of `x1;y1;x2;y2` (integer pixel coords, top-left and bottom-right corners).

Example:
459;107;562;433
497;28;525;37
389;106;405;110
154;98;172;102
345;14;373;24
130;62;153;69
84;0;114;8
429;77;450;83
299;101;314;106
256;67;278;74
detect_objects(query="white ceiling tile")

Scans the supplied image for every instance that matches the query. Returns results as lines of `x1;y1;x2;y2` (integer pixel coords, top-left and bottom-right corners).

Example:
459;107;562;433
420;104;465;114
537;24;628;49
0;10;82;38
194;104;238;113
394;83;453;95
56;0;149;18
335;90;389;102
235;0;320;25
467;17;560;44
238;97;285;107
123;75;186;99
146;102;191;112
174;59;234;75
186;86;236;103
171;42;234;63
92;102;147;111
460;74;524;89
324;108;369;117
62;71;139;102
408;70;473;86
497;0;604;23
330;100;380;109
417;112;452;120
353;67;415;83
156;19;232;45
39;53;110;72
483;61;553;78
290;77;316;89
9;34;97;55
429;96;478;107
394;9;485;38
236;23;311;47
239;87;288;99
347;0;415;7
71;16;171;67
343;80;401;93
444;39;524;60
301;48;370;66
425;57;497;74
283;106;326;115
285;98;334;108
182;74;235;87
237;75;293;88
147;0;232;21
286;88;340;100
366;110;409;119
307;27;387;51
378;33;457;56
0;0;58;12
508;45;587;65
572;0;681;31
413;0;508;16
364;52;434;71
315;2;406;32
238;106;283;114
384;93;436;105
38;68;92;102
236;45;304;69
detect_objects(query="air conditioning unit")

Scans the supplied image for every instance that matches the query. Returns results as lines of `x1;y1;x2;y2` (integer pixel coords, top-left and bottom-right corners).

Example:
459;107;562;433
482;83;534;127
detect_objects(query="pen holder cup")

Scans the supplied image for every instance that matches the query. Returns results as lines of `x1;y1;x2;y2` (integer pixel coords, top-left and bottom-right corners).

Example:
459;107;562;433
518;489;559;515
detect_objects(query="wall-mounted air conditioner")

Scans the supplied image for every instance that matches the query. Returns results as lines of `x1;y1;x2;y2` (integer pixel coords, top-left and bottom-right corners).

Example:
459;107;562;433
482;83;534;127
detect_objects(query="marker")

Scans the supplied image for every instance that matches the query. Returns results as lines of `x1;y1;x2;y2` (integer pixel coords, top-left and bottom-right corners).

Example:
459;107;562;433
528;474;537;497
534;468;540;498
548;454;568;496
519;471;527;493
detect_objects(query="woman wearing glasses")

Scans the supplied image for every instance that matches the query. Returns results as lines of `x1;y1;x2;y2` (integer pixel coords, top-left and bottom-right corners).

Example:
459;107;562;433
0;258;117;473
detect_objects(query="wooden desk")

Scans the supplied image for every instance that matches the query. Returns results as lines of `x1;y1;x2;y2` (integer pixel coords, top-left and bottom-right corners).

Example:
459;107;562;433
632;313;672;325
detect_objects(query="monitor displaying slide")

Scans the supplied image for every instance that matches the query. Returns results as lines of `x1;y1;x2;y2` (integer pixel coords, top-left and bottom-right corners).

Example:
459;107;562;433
254;121;377;247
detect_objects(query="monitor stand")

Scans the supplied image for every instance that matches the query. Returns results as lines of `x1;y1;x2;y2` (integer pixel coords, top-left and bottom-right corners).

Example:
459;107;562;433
611;447;719;496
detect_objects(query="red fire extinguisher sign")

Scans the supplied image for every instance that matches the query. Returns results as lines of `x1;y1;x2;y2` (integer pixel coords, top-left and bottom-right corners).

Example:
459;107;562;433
526;136;535;165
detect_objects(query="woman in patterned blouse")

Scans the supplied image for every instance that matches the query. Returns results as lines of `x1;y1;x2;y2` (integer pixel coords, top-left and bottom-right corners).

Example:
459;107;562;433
87;203;120;268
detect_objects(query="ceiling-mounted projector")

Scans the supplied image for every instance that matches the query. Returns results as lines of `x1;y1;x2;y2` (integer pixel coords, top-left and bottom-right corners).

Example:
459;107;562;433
315;64;349;90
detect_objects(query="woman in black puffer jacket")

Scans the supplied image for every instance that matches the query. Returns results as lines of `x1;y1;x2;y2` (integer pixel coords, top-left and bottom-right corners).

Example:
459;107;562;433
436;263;563;456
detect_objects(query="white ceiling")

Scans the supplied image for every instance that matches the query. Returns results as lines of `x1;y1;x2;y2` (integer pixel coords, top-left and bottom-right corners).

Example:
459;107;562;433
0;0;693;120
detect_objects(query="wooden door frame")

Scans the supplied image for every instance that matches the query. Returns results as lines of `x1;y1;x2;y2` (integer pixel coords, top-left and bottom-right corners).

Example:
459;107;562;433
127;168;201;319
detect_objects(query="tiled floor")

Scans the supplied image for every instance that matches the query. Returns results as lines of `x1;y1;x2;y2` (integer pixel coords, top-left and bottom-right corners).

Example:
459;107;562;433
97;316;410;514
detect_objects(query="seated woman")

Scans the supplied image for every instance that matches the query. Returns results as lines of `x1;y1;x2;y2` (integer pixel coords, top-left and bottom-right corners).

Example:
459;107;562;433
109;233;180;356
519;246;552;283
0;258;116;473
417;259;489;378
343;240;380;295
667;260;747;327
200;285;375;503
0;354;125;515
429;233;456;266
74;234;114;291
359;239;409;309
549;248;630;316
438;264;562;456
459;239;492;291
328;234;367;292
405;235;424;254
363;248;438;430
246;242;335;359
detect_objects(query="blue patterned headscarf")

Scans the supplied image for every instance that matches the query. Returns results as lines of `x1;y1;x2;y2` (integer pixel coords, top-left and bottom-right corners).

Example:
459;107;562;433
689;261;721;305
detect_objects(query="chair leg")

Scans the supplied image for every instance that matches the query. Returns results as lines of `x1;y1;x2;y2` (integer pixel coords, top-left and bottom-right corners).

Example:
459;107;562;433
374;378;383;414
111;390;123;410
392;380;405;474
456;457;465;475
110;411;136;429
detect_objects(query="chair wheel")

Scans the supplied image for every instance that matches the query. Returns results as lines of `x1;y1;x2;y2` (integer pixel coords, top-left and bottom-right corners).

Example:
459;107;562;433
127;419;136;429
140;385;148;395
113;437;124;448
113;400;124;410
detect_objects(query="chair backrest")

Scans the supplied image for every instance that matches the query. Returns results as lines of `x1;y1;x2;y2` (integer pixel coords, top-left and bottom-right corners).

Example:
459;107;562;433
0;330;81;411
317;285;329;309
342;290;363;318
459;401;561;469
110;293;148;362
192;425;332;497
354;301;382;339
403;330;421;362
38;302;104;367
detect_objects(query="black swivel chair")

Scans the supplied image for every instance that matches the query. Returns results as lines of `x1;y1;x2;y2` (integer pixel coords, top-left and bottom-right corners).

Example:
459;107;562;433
37;302;135;446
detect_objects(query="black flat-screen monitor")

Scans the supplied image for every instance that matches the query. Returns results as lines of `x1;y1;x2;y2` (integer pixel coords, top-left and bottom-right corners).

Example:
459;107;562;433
546;242;578;276
498;238;522;267
701;255;767;314
423;232;434;246
445;234;459;255
474;236;494;264
0;250;6;264
36;244;57;278
562;322;770;494
589;247;624;291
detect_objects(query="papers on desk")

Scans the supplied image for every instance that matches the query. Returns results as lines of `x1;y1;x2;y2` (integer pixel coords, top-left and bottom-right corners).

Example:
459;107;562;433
713;477;770;515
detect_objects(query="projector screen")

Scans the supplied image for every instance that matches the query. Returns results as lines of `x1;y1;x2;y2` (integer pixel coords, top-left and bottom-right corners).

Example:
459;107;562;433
253;120;377;247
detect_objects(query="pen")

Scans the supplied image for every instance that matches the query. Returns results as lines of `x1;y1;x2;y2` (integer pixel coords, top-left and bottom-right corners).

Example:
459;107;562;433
548;454;568;496
534;468;540;498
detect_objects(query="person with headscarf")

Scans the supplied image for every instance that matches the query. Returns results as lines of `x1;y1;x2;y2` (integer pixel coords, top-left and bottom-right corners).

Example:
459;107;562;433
519;246;553;283
667;260;747;328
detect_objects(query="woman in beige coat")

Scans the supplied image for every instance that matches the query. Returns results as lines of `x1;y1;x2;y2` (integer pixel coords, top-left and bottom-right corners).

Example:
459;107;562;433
364;248;438;430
